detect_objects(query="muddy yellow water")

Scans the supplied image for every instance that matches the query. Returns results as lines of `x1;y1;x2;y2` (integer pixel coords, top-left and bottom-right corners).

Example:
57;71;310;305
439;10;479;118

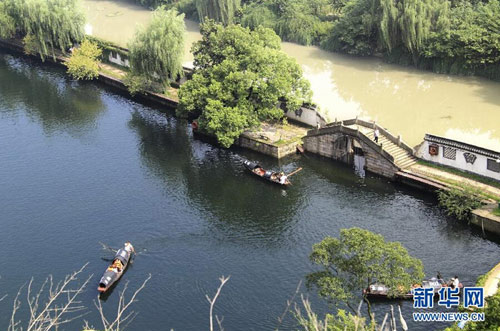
82;0;500;151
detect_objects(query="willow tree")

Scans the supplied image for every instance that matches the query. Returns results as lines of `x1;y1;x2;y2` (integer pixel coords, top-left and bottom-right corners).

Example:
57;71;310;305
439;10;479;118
4;0;85;61
0;2;15;39
128;7;185;85
379;0;450;57
196;0;240;25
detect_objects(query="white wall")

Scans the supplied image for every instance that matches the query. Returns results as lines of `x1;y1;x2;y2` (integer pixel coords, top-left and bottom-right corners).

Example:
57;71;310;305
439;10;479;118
108;52;130;67
416;140;500;181
285;106;327;127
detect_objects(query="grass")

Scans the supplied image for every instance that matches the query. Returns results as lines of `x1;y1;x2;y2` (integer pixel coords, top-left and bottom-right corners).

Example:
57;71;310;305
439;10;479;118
417;160;500;190
493;207;500;217
99;66;125;80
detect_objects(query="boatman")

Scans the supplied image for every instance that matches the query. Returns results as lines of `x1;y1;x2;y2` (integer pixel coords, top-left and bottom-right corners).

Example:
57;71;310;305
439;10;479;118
279;173;287;185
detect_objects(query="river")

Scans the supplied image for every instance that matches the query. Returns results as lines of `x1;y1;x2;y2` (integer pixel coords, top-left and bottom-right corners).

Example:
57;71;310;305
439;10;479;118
0;50;499;330
81;0;500;152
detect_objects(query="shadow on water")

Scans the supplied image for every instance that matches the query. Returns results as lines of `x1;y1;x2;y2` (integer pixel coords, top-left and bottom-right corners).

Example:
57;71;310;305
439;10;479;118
0;52;105;135
127;110;306;240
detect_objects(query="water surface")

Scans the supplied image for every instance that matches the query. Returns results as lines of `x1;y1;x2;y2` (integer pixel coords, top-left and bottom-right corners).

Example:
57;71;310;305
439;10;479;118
0;51;499;330
82;0;500;151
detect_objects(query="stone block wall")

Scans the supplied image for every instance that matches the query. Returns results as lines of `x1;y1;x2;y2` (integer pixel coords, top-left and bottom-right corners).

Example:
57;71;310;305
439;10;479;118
303;133;399;179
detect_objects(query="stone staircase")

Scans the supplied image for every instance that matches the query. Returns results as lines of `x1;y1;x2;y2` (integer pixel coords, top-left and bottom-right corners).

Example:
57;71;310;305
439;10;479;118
334;119;418;170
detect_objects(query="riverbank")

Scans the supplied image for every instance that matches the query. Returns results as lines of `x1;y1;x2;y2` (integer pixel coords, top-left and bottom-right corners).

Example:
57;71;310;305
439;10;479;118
0;38;306;159
2;37;499;220
82;0;500;152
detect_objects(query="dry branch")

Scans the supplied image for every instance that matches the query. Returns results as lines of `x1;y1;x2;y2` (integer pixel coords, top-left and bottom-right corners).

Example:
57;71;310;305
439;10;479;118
206;275;230;331
95;273;151;331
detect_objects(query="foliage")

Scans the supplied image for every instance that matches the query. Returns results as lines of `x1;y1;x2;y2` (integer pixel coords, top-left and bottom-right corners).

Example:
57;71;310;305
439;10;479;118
240;2;277;30
196;0;240;25
128;7;185;85
65;40;102;80
444;292;500;331
494;207;500;217
0;2;15;39
379;0;450;58
307;228;424;314
4;0;85;61
438;186;482;221
273;0;331;46
295;297;376;331
422;0;500;71
178;20;311;148
320;0;378;55
85;35;129;59
123;73;151;96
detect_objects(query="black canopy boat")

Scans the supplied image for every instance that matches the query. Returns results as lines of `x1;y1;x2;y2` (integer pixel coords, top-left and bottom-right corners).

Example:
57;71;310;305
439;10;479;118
243;160;293;186
363;277;464;299
98;242;135;293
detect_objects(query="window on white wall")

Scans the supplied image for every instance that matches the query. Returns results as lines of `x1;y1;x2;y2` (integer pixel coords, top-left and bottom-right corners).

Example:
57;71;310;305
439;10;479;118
443;147;457;160
487;159;500;173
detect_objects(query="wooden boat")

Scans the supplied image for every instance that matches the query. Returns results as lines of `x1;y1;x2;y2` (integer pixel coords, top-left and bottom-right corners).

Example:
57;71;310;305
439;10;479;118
363;277;463;299
243;160;292;186
98;242;135;293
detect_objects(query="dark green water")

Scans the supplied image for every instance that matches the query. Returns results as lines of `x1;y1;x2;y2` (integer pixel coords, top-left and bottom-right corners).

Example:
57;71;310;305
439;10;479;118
0;51;498;330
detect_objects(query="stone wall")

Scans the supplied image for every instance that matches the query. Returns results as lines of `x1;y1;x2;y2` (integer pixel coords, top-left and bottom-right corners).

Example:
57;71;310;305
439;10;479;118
303;131;399;179
471;205;500;235
238;136;299;159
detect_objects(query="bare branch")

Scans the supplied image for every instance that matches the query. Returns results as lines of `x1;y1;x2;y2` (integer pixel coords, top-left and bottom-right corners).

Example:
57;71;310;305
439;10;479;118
206;275;230;331
276;280;302;331
94;273;151;331
8;264;91;331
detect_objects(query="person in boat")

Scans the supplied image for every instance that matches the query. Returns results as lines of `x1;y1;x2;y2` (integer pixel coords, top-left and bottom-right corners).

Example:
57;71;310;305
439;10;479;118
279;172;287;185
452;276;460;289
108;259;123;272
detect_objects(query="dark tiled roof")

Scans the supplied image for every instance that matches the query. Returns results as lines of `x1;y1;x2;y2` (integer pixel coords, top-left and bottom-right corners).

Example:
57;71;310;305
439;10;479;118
425;134;500;159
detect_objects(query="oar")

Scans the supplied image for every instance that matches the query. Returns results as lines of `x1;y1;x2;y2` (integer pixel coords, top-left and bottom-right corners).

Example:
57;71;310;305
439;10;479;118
99;242;117;254
286;167;303;177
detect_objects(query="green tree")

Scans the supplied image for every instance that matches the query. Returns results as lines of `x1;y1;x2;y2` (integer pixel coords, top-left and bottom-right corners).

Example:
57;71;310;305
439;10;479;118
128;7;185;86
65;39;102;80
307;228;424;317
273;0;331;45
320;0;378;55
438;186;482;221
423;0;500;71
196;0;241;25
4;0;85;61
0;2;15;39
379;0;450;62
178;21;311;148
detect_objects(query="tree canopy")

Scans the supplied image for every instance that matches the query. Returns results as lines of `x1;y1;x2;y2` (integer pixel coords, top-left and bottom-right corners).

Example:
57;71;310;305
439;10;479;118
0;2;15;39
128;7;185;85
307;228;424;315
3;0;85;61
65;39;102;80
196;0;240;25
178;20;312;147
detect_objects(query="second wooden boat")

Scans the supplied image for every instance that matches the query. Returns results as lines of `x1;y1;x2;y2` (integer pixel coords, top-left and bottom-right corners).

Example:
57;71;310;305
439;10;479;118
98;242;135;293
243;160;291;186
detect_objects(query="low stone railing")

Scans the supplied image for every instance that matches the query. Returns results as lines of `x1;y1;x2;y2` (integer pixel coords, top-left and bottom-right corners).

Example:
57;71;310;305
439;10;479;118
326;117;415;155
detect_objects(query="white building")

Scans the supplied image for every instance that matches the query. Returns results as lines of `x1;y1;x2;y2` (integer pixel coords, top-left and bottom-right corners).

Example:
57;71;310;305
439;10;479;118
108;51;130;67
416;134;500;181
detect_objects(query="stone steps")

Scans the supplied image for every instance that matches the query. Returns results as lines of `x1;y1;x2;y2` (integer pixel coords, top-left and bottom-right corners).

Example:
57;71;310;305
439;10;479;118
352;125;416;170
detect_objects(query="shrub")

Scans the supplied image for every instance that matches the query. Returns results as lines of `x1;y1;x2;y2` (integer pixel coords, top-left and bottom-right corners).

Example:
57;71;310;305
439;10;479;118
65;39;102;80
438;186;482;221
